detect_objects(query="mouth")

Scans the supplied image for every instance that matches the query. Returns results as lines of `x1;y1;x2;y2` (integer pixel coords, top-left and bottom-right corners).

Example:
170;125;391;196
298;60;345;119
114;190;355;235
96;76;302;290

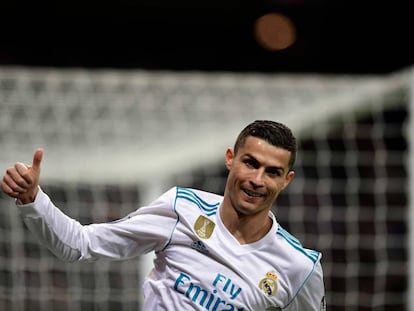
242;188;265;198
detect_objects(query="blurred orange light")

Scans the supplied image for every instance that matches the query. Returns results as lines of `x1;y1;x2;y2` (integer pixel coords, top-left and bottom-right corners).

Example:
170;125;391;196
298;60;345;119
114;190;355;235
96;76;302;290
254;13;296;51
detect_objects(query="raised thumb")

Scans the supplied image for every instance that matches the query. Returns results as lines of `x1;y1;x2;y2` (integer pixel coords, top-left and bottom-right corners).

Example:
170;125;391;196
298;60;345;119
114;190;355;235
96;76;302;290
32;148;44;172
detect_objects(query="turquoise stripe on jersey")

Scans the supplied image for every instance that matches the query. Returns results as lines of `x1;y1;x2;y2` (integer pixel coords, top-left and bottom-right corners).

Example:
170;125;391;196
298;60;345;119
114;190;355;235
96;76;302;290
277;226;320;263
176;187;220;216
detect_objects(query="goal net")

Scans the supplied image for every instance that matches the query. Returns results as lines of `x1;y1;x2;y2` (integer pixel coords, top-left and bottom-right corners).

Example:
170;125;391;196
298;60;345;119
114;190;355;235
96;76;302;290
0;66;412;310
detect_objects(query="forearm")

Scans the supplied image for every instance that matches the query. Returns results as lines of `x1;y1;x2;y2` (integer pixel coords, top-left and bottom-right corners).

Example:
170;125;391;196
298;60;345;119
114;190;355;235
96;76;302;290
17;188;86;262
16;187;177;262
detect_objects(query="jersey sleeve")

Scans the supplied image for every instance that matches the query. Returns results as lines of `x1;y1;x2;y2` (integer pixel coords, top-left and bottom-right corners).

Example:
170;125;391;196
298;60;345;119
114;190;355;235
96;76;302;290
283;260;326;311
17;187;179;262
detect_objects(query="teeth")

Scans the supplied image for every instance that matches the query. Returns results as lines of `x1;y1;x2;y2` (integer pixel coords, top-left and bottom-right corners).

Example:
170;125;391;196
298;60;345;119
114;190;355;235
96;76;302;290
244;189;263;197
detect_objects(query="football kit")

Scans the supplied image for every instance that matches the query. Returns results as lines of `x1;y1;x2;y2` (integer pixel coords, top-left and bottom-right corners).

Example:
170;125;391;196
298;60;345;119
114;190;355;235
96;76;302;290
17;186;325;310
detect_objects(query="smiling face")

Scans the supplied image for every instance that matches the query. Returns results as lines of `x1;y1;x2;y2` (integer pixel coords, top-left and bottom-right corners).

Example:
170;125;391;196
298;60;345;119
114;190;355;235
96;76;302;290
223;136;295;218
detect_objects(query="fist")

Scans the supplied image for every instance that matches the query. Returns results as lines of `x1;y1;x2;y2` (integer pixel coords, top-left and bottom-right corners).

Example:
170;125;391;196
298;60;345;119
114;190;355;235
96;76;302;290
2;148;43;204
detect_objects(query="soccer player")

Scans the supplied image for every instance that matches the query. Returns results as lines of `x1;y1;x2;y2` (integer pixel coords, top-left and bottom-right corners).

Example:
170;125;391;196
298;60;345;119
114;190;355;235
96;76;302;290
2;120;326;310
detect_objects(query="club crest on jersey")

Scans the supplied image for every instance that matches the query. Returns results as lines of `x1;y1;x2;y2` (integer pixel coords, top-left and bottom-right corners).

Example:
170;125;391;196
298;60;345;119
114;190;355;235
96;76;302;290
194;215;215;239
258;271;278;297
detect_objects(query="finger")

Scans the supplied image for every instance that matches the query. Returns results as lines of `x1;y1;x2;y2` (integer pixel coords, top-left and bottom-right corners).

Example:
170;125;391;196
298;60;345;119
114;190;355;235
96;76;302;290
31;148;43;173
2;173;28;193
1;179;23;198
14;163;32;185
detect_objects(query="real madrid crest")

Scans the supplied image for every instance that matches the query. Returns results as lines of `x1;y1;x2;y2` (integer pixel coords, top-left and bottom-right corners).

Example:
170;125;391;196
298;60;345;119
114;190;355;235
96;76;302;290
194;215;215;239
259;271;278;297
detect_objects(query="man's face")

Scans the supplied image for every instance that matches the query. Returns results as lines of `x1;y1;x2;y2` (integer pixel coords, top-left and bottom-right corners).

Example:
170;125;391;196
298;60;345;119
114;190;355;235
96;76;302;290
225;136;295;216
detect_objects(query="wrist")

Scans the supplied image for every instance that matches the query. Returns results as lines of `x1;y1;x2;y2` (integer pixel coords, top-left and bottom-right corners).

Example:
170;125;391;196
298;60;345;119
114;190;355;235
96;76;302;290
17;187;39;204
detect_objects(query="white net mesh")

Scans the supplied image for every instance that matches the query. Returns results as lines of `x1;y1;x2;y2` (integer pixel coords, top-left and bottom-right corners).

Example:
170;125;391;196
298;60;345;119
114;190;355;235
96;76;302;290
0;66;412;310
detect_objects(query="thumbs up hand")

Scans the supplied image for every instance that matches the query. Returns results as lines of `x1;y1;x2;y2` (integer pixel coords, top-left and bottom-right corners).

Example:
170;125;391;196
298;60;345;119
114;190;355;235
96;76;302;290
2;148;44;204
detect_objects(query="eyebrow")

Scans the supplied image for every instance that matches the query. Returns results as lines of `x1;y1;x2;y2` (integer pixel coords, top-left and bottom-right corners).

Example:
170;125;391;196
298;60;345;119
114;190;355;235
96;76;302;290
244;153;286;174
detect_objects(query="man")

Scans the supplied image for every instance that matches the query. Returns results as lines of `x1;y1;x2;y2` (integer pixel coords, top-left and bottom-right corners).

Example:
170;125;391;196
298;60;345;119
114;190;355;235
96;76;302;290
2;120;326;310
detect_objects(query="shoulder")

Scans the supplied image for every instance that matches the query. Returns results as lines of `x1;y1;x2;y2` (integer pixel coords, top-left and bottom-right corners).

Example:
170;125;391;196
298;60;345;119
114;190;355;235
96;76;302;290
174;187;223;216
276;225;321;266
142;187;222;217
274;225;324;308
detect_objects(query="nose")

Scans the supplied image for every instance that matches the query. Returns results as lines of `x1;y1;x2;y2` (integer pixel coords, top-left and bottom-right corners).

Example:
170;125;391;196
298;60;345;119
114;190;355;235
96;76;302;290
250;169;265;188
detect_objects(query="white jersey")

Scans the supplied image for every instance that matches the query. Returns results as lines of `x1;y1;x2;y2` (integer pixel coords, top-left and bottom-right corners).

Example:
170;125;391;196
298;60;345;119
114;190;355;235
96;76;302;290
18;186;326;310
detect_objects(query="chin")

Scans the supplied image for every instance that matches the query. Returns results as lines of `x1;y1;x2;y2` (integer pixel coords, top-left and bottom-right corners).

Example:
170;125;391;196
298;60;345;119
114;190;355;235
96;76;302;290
235;202;260;216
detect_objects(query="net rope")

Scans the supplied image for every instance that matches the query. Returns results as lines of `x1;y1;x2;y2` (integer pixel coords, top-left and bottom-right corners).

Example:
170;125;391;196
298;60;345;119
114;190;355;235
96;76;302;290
0;66;411;310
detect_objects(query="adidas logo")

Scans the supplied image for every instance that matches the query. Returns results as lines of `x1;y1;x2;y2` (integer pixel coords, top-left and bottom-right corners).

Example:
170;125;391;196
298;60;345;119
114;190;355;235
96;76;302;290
191;240;209;254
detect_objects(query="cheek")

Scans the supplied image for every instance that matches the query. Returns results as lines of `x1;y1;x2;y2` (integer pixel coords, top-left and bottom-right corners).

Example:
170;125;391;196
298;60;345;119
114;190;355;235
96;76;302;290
226;171;238;188
230;164;246;179
269;180;286;194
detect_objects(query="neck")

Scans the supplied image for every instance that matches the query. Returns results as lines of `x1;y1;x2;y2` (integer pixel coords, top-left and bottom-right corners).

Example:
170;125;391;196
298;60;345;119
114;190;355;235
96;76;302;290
220;207;273;245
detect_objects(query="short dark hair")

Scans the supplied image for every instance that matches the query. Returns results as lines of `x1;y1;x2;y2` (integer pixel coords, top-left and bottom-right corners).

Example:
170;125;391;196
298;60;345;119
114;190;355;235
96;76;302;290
234;120;297;170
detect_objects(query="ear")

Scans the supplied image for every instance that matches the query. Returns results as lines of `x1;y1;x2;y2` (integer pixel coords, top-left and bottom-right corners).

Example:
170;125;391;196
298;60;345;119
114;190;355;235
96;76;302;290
282;170;295;189
225;148;234;170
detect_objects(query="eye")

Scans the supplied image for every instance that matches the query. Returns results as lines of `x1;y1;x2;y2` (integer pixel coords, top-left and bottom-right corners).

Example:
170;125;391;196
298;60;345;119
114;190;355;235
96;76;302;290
244;158;259;169
266;168;282;177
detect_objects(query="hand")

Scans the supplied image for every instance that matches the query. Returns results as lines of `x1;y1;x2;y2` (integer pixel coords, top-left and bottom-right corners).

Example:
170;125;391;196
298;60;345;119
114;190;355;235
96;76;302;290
2;148;43;204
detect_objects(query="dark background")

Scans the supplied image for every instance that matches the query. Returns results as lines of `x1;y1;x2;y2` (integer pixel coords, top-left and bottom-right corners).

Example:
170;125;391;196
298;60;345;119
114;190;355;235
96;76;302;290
1;0;413;74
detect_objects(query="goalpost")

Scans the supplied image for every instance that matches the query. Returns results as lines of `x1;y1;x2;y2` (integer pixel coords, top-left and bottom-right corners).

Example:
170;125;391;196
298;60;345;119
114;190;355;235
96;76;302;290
0;66;412;310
